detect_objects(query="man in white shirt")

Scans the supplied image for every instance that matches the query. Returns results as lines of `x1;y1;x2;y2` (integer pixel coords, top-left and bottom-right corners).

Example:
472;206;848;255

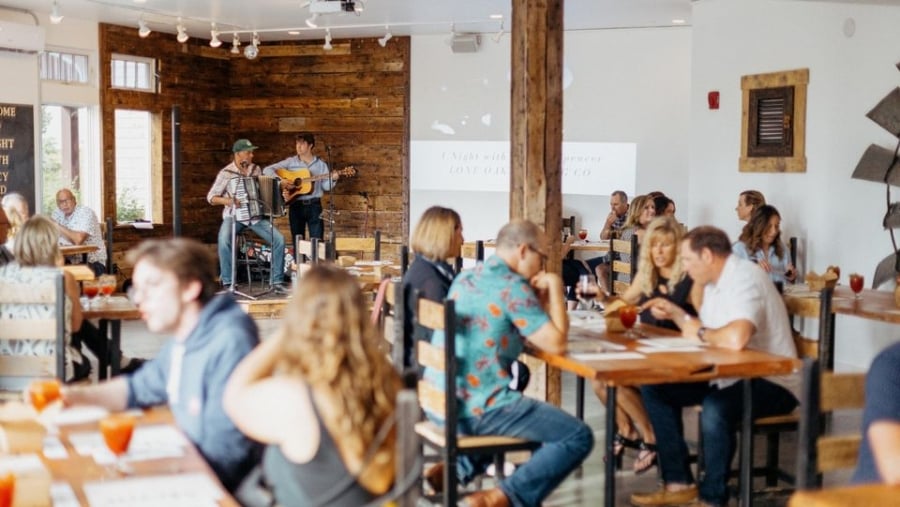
51;188;107;276
631;226;799;507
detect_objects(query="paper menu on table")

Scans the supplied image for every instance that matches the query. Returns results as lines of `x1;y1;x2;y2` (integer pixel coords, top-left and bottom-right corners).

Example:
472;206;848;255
637;338;704;349
570;352;645;361
68;424;188;463
568;310;606;331
568;340;626;354
84;473;222;507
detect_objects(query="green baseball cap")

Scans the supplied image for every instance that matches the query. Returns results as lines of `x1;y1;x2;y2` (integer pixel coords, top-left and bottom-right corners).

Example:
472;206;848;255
232;139;259;153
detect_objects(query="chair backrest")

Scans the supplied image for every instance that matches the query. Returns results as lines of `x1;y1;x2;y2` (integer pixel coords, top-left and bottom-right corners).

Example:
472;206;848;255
104;217;114;275
393;388;422;507
456;240;484;272
0;270;66;389
414;295;458;448
399;245;410;277
609;234;638;295
295;235;330;265
332;230;382;261
785;286;836;369
795;358;867;490
562;215;576;237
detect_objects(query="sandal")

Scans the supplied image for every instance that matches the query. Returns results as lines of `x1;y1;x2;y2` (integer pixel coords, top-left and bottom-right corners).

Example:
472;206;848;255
633;441;658;475
605;433;642;463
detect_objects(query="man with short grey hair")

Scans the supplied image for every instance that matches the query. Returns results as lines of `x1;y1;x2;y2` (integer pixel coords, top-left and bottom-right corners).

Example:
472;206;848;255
600;190;629;240
51;188;107;276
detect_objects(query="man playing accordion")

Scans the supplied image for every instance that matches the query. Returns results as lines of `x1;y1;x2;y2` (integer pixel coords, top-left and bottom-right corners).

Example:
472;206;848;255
207;139;287;293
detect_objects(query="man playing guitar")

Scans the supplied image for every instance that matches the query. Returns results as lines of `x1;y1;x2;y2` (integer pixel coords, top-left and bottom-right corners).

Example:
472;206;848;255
263;133;341;242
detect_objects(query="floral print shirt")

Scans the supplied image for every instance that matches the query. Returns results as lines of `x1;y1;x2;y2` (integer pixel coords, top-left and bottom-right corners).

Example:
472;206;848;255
426;255;549;419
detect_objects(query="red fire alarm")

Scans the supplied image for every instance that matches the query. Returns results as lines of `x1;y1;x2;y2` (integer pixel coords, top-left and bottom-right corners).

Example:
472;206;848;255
708;91;720;110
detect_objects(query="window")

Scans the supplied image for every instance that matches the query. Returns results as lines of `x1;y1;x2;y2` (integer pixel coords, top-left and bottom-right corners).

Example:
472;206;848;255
41;105;101;216
110;54;156;92
40;51;90;84
114;110;162;223
740;68;808;173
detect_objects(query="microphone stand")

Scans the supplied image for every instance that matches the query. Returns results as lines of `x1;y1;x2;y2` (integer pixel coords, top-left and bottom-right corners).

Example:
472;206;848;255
325;144;337;242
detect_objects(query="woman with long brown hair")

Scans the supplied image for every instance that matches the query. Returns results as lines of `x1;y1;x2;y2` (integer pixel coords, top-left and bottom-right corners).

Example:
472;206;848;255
224;265;400;506
734;204;796;284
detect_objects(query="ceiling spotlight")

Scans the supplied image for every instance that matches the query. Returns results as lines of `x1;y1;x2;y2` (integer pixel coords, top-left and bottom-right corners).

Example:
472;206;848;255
49;1;64;24
138;18;151;38
176;18;189;43
305;14;318;28
231;33;241;54
323;28;333;51
377;26;392;47
492;21;504;43
209;23;222;48
244;32;260;60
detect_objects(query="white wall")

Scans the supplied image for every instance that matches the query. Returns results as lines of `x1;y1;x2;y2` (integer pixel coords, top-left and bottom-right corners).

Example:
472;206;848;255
689;0;900;370
410;27;691;241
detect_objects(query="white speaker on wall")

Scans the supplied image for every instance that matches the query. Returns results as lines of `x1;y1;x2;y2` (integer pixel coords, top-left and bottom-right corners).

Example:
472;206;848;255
450;33;480;53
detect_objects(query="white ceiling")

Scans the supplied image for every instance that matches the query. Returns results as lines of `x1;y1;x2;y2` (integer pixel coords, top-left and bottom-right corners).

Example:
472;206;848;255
0;0;693;42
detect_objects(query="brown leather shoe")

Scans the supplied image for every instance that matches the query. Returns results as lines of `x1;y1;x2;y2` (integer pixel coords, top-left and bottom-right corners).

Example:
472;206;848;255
630;485;698;506
460;488;510;507
423;463;444;494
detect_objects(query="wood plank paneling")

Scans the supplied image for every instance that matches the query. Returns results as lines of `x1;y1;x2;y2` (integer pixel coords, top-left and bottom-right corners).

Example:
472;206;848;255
99;25;410;276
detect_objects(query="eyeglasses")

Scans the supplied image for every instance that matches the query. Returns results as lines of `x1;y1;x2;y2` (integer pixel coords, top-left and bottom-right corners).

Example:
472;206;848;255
56;198;73;205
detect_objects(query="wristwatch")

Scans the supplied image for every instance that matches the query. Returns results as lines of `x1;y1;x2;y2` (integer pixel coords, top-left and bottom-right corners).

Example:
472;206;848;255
697;326;708;342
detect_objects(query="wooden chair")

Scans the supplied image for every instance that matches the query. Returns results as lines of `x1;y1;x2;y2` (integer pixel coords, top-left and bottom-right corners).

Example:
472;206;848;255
295;235;330;265
414;295;539;506
608;234;638;295
104;216;114;275
0;270;66;390
455;240;484;272
399;245;410;277
331;230;381;261
795;357;866;490
562;215;576;259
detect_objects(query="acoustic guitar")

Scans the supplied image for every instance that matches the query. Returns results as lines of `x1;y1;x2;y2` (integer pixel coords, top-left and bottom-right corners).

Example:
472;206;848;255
275;166;356;204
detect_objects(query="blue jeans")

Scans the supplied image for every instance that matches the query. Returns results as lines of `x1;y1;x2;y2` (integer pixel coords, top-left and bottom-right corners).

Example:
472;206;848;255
217;218;286;285
640;379;798;505
456;397;594;507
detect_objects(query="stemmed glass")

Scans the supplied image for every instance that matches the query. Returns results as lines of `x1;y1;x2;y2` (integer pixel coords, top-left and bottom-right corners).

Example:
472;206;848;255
0;472;14;507
28;379;61;437
576;274;600;310
82;279;100;309
99;275;117;305
619;304;639;338
849;273;864;299
99;414;136;475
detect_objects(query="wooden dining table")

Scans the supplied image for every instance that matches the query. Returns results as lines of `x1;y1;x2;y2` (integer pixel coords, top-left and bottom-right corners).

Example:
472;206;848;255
83;295;141;380
59;244;99;264
526;318;801;507
43;405;238;506
788;483;900;507
62;265;95;282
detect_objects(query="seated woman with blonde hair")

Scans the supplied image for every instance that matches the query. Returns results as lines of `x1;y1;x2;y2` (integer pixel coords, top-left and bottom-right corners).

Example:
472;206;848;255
224;265;400;506
589;216;702;474
0;215;90;381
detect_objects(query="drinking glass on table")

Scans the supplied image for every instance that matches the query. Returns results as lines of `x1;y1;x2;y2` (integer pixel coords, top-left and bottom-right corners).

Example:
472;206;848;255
28;379;61;413
578;228;588;241
99;275;117;305
849;273;864;299
99;414;136;475
82;279;100;309
576;274;600;310
0;472;14;507
619;304;639;338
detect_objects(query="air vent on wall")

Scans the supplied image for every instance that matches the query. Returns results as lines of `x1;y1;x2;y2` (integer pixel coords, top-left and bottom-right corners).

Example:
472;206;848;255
0;20;45;54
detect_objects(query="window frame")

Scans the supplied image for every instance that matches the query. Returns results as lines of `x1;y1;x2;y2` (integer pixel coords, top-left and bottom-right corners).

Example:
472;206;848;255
110;53;157;93
740;68;808;173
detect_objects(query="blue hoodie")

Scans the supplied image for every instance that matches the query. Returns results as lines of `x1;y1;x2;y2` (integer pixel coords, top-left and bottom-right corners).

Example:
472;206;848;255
126;294;262;491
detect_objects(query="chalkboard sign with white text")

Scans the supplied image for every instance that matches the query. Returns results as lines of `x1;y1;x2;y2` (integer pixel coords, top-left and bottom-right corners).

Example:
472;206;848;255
0;103;35;205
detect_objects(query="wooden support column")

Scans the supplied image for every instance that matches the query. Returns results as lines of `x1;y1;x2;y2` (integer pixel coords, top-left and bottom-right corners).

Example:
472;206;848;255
510;0;564;406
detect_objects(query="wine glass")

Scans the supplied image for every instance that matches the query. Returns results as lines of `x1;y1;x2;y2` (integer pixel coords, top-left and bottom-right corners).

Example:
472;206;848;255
849;273;864;299
0;472;14;507
619;304;639;338
576;274;599;310
578;228;588;241
82;279;100;309
99;414;136;475
28;379;61;413
99;275;117;305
